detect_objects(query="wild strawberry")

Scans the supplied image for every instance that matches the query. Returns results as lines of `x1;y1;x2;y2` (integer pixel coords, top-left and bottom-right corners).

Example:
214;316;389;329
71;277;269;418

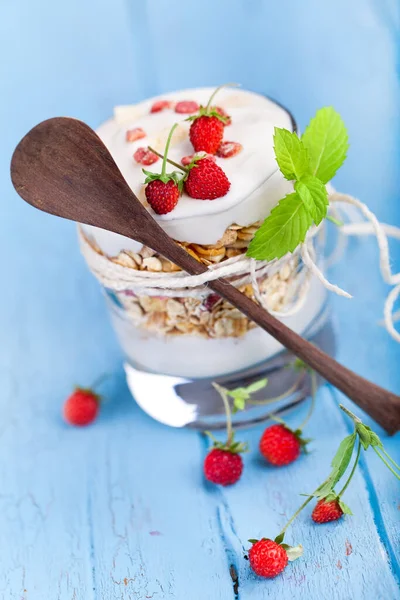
312;498;344;523
143;124;183;215
213;106;232;125
217;141;243;159
175;100;199;114
184;157;230;200
259;424;309;466
145;180;179;215
248;539;288;578
126;127;146;142
187;86;232;154
63;387;100;426
181;153;216;166
204;448;243;486
203;383;248;486
190;116;224;154
150;100;173;113
134;147;159;166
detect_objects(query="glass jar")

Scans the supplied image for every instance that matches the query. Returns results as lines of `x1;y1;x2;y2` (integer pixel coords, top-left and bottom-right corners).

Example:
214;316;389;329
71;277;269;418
80;224;333;429
80;88;334;428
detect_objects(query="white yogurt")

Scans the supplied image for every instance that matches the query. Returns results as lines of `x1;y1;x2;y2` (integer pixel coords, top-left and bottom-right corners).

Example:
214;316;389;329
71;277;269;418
82;87;295;251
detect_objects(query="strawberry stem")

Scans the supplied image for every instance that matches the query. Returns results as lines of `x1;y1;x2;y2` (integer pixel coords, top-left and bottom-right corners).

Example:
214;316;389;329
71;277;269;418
148;146;188;173
373;447;400;480
339;404;362;424
298;370;317;430
338;439;361;496
160;124;178;180
90;372;112;390
213;383;233;445
380;448;400;472
205;83;239;112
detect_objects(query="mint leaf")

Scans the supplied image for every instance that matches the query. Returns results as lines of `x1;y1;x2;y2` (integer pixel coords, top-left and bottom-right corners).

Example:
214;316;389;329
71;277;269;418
295;176;328;225
247;193;312;261
273;128;310;181
301;107;349;184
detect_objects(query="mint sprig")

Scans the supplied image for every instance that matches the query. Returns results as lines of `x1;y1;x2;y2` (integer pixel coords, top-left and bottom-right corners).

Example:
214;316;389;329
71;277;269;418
247;107;348;261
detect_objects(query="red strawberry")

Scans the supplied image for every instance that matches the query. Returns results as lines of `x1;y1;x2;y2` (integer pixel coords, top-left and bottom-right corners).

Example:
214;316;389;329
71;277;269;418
126;127;146;142
175;100;199;114
181;153;216;166
248;539;288;578
204;448;243;486
184;158;230;200
312;499;344;523
142;124;183;215
63;388;100;426
145;179;179;215
213;106;232;125
259;424;306;466
134;147;159;166
150;100;173;113
217;141;243;159
190;115;224;154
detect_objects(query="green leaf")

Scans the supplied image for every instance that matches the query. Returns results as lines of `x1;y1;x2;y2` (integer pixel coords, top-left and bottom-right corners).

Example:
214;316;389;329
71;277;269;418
315;433;356;498
247;193;312;261
273;128;310;181
274;532;285;545
233;397;246;411
330;432;357;487
301;107;349;184
338;499;353;515
248;539;259;544
245;379;268;394
355;424;372;450
284;544;303;561
295;176;328;225
363;425;383;449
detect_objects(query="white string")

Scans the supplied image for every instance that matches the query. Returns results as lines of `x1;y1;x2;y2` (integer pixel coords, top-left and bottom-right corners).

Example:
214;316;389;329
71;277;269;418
79;191;400;342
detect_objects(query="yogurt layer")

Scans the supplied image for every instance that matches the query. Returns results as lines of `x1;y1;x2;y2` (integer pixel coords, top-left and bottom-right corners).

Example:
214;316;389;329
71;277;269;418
83;87;296;253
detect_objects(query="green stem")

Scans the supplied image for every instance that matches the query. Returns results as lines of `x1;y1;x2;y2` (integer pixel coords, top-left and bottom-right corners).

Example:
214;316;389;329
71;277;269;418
247;375;304;406
205;82;239;112
90;372;112;390
338;439;361;497
339;404;362;424
161;123;178;179
148;146;188;173
380;447;400;472
373;447;400;481
326;215;344;227
213;383;233;445
278;496;313;537
298;370;317;430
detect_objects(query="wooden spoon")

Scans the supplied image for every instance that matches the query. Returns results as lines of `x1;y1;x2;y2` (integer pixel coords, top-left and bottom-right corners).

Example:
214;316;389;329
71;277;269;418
10;117;400;434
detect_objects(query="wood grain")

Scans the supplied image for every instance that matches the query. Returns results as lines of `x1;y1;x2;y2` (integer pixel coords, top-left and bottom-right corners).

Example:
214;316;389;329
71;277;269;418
11;117;400;434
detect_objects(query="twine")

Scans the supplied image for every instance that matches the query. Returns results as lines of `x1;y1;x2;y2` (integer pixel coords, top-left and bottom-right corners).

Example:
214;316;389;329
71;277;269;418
79;192;400;342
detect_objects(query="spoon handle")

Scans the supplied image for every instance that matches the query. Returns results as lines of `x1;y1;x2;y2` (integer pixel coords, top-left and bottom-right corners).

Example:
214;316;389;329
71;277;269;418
163;241;400;434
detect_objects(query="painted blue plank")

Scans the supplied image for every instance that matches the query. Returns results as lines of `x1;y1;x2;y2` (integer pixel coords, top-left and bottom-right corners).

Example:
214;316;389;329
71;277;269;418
1;0;399;598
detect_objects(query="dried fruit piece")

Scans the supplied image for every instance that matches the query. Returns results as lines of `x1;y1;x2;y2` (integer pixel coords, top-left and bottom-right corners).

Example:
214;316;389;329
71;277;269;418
134;147;159;166
217;141;243;159
150;100;173;113
126;127;146;142
181;153;216;166
175;100;199;114
213;106;232;125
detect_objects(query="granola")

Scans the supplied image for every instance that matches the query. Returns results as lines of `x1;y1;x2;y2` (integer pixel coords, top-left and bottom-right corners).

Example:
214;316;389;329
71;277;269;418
90;220;300;339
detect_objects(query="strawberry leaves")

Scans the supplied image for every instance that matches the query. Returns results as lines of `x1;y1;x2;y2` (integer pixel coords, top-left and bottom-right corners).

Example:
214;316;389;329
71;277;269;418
247;107;348;261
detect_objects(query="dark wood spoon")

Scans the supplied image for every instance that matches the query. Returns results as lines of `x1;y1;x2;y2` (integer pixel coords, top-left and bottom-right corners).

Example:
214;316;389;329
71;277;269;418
10;117;400;434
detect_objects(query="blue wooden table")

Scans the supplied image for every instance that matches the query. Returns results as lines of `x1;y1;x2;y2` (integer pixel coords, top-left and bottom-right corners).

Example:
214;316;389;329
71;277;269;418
1;1;399;598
